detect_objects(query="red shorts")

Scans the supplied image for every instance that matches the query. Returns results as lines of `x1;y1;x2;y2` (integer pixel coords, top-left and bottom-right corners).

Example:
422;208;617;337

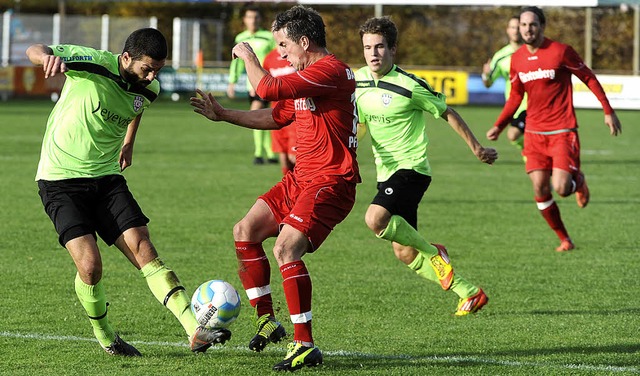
524;131;581;174
259;173;356;251
271;124;297;155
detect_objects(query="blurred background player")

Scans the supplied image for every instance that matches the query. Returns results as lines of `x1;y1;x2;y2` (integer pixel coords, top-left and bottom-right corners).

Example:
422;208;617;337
486;6;622;252
263;47;297;175
27;28;230;356
355;17;497;316
482;15;527;156
191;5;359;371
227;5;277;165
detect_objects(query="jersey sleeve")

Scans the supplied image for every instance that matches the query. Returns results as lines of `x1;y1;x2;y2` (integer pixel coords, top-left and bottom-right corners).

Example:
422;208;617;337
256;61;344;102
271;99;296;128
493;65;525;130
563;45;613;115
411;80;447;119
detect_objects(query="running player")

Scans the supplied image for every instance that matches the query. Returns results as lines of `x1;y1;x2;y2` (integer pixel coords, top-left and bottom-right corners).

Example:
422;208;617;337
486;6;622;251
482;15;527;155
355;17;497;316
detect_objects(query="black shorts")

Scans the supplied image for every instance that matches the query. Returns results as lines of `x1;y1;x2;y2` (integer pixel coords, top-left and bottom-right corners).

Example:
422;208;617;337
248;93;269;106
510;110;526;132
37;175;149;247
371;169;432;228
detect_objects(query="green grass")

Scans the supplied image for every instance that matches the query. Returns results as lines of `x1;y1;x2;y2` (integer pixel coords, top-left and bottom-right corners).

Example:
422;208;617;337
0;99;638;375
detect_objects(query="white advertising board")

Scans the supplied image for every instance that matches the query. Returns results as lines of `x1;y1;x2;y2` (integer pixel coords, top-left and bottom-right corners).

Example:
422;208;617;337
572;75;640;110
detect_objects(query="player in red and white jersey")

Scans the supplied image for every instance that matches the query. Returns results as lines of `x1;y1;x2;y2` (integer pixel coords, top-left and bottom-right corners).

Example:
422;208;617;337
191;5;359;371
262;48;297;175
486;6;622;252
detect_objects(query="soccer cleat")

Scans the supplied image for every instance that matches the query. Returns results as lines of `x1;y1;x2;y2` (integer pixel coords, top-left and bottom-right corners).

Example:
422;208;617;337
189;325;231;353
249;314;287;352
253;157;265;165
102;334;142;356
455;288;488;316
429;243;454;290
575;171;590;208
272;342;323;371
556;239;575;252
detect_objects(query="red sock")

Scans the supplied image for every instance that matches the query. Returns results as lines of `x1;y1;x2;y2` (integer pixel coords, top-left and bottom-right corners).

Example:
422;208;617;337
235;241;273;317
535;195;570;241
280;261;313;344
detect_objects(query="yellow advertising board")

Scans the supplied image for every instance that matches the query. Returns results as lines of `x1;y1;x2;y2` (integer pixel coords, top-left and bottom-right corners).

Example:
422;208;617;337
405;69;469;105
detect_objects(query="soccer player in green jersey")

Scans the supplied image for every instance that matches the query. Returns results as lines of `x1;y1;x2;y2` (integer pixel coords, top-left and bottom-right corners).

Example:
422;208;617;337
355;17;498;315
482;16;527;153
227;5;278;165
27;28;230;356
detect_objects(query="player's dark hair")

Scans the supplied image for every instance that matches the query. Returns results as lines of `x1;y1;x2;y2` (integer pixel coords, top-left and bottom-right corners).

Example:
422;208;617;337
122;28;167;61
521;6;546;26
359;17;398;49
242;3;261;17
272;5;326;48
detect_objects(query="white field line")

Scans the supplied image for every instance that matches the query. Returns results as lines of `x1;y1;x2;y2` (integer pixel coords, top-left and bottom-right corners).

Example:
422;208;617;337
1;331;638;374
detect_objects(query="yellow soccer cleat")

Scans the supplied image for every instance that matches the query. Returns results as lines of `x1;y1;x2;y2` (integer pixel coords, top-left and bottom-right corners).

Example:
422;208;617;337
455;288;488;316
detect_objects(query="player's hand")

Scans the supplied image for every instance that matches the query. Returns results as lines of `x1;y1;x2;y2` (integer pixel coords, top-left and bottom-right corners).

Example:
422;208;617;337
231;42;255;60
226;83;236;99
605;112;622;136
486;126;501;141
476;147;498;165
482;59;491;76
191;89;225;121
42;54;68;79
119;143;133;171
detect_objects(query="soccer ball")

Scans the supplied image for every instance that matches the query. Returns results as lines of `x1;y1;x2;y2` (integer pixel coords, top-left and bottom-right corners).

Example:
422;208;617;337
191;280;241;329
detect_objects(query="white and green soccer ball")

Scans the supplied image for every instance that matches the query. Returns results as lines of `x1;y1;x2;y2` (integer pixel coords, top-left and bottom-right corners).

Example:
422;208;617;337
191;280;241;329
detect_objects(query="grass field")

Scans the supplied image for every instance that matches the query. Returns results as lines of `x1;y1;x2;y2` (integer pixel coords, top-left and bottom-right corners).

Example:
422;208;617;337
0;99;638;375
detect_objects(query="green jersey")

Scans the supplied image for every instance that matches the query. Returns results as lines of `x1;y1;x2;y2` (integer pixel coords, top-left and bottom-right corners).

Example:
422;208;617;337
228;29;275;91
355;65;447;182
487;43;527;117
36;44;159;181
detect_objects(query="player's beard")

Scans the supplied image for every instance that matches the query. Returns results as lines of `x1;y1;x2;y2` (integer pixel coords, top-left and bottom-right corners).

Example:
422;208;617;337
122;65;151;87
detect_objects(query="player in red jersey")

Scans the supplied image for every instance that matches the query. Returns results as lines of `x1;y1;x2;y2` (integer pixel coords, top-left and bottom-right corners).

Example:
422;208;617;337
191;5;359;372
486;6;622;252
262;48;297;175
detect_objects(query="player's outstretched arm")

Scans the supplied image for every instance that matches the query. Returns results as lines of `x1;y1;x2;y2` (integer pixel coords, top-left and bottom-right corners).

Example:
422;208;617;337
26;44;68;79
443;107;498;165
190;89;279;130
605;112;622;136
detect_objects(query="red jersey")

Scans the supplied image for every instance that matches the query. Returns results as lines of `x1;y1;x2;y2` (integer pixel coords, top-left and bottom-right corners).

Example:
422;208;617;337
263;49;297;80
256;54;360;183
495;38;613;133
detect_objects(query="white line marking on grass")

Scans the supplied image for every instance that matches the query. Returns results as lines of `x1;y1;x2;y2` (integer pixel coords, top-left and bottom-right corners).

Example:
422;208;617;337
2;331;638;374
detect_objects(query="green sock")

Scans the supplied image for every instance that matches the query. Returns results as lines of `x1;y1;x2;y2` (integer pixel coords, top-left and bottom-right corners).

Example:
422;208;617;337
511;137;524;150
378;215;439;257
263;131;275;159
253;130;263;158
74;274;116;347
407;253;479;298
141;258;198;336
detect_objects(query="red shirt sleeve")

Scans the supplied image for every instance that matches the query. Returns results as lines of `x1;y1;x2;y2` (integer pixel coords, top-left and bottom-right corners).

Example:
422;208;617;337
493;65;525;131
563;46;613;115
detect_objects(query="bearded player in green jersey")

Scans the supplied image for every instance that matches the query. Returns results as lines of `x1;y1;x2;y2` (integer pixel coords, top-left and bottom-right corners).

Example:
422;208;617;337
355;17;497;315
27;28;230;356
482;16;527;154
227;5;278;165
